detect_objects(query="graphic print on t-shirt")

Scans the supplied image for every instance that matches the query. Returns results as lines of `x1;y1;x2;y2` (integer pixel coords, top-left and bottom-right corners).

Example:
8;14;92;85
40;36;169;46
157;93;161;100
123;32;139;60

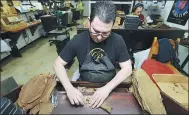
89;48;105;62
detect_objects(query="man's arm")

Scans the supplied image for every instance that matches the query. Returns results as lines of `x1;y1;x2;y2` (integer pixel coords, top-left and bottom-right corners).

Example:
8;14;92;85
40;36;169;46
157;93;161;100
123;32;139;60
53;56;72;91
53;56;84;105
104;59;132;90
89;59;132;108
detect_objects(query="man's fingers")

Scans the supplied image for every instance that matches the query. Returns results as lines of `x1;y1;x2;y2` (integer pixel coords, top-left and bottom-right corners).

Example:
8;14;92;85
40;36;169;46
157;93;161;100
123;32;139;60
97;98;104;108
73;97;80;105
78;91;84;99
89;94;97;105
77;90;84;105
89;93;97;104
92;97;101;108
77;96;84;105
89;95;99;107
70;98;75;105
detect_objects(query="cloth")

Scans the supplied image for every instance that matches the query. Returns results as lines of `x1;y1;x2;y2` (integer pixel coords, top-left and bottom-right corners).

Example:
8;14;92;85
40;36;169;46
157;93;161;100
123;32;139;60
38;103;54;114
156;38;176;63
17;73;56;114
59;31;130;68
79;43;116;82
141;59;175;89
131;69;167;114
141;59;174;78
29;103;54;114
72;68;80;81
133;48;151;69
148;37;181;73
139;14;145;24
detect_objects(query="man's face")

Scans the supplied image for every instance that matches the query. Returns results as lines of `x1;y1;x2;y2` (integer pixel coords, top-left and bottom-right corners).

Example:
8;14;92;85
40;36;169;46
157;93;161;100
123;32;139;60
134;7;143;16
88;16;113;43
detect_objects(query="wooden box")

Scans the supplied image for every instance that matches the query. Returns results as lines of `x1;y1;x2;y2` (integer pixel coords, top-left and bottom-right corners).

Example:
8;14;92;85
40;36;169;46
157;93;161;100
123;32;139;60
152;74;188;110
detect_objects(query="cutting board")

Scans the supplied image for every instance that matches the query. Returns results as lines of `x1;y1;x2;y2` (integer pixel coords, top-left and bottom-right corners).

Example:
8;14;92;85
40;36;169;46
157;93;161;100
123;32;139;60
52;92;143;114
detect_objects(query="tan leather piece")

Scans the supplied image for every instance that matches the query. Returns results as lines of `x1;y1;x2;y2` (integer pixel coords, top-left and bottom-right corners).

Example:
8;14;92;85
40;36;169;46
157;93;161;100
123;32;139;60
40;76;57;103
29;104;40;114
17;73;56;114
18;74;49;108
39;103;54;114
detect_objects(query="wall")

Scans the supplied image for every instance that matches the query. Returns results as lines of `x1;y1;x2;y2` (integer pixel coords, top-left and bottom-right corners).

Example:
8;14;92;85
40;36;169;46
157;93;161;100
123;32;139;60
83;1;90;17
162;1;188;74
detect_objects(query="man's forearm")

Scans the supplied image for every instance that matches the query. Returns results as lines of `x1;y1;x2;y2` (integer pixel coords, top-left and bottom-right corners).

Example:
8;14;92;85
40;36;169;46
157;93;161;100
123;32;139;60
53;63;73;91
104;67;132;92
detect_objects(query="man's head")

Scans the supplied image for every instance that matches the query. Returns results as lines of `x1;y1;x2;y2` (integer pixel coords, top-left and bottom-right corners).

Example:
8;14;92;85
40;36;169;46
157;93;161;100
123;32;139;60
132;3;144;16
88;1;116;43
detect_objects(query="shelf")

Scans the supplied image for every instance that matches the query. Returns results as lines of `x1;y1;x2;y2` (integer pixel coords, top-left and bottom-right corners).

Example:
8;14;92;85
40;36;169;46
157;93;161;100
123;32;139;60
0;9;47;19
18;10;44;14
1;14;18;18
1;21;41;33
9;21;41;33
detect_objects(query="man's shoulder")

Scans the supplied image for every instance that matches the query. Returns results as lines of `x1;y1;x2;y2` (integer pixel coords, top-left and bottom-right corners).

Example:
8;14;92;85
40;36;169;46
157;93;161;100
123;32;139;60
70;31;88;44
73;31;89;40
111;32;124;42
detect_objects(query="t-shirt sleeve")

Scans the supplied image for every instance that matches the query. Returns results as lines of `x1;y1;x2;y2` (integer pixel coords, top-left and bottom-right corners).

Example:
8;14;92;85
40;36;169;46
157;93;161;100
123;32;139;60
116;37;130;62
59;39;76;63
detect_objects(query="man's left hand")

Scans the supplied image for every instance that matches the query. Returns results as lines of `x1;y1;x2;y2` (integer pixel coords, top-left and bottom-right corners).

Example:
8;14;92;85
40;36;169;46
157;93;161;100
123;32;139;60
89;86;111;108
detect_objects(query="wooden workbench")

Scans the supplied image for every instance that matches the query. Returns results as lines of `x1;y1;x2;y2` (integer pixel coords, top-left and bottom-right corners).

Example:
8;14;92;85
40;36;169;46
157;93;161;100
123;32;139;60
2;81;188;114
52;81;142;114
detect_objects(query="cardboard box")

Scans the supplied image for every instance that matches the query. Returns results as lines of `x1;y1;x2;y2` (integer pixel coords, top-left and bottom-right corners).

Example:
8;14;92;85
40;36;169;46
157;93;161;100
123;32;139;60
152;74;188;110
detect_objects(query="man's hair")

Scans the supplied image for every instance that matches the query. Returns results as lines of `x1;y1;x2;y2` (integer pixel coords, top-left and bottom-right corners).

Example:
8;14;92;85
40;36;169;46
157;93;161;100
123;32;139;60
90;0;116;24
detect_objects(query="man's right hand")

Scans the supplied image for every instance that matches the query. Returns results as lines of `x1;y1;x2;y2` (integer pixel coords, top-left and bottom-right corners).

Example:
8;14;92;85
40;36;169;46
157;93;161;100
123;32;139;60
53;57;84;105
66;87;84;105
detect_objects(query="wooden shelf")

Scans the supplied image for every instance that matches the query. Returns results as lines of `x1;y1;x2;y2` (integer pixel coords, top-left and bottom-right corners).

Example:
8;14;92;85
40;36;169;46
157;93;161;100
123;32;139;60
1;14;18;18
1;20;41;33
1;9;46;18
18;10;44;14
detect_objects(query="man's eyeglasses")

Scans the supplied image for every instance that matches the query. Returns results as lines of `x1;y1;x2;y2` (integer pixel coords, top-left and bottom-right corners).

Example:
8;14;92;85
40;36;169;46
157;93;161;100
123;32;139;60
89;26;111;38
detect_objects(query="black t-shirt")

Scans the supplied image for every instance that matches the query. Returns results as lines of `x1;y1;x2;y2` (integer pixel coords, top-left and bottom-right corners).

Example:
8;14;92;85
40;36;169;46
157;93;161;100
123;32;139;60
59;31;130;68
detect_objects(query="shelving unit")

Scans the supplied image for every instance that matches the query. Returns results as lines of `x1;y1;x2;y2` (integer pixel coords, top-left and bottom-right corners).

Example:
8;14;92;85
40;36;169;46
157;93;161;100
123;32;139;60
83;0;134;17
0;22;43;60
0;1;45;60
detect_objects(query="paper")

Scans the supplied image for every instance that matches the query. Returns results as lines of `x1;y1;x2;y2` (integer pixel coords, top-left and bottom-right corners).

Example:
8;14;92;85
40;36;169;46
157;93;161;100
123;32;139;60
0;39;11;52
146;16;153;23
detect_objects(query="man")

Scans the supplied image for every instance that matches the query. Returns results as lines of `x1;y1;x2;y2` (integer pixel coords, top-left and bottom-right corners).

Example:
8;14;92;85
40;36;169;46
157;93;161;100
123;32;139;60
53;1;132;109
